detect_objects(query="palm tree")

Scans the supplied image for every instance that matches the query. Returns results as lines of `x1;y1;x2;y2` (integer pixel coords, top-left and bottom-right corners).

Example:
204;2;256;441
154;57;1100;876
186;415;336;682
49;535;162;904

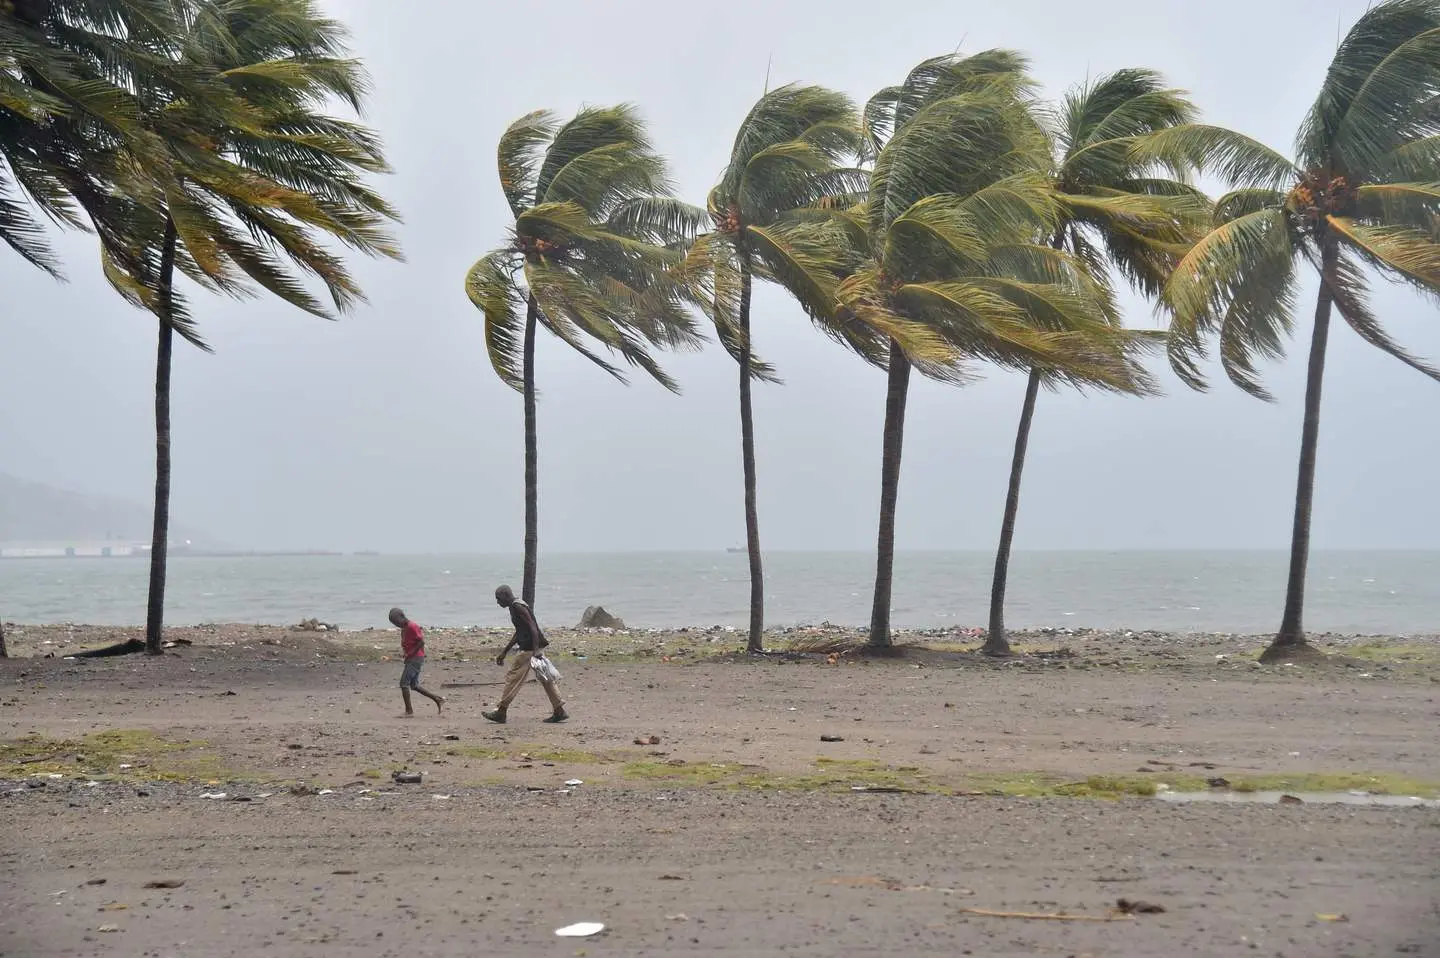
689;84;866;653
1158;0;1440;662
826;53;1148;649
88;0;400;653
983;69;1210;656
466;105;704;609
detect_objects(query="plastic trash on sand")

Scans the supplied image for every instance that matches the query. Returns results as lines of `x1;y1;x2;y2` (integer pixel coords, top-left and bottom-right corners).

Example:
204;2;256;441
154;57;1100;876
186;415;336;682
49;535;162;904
555;922;605;938
530;655;562;683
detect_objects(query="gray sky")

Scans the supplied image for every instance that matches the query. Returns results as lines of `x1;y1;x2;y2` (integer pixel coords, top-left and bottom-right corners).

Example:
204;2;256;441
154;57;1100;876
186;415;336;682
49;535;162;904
2;0;1437;554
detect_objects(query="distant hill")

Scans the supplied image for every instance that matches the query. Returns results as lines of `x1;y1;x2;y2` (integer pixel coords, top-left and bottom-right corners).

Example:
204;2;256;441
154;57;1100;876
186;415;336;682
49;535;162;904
0;473;214;545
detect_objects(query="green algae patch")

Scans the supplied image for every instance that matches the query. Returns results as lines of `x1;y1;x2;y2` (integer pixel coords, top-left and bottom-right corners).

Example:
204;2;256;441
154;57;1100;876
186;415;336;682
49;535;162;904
0;729;247;783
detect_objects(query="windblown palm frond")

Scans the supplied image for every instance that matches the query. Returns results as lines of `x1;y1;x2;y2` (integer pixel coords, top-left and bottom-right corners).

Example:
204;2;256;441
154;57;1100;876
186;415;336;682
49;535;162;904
468;103;699;391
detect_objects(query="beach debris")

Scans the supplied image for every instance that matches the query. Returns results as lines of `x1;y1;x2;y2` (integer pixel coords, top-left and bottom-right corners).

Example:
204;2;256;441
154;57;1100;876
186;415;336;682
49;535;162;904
822;875;970;895
633;735;661;746
956;906;1133;922
444;734;460;741
820;735;845;743
84;878;107;886
1114;898;1165;915
1279;794;1305;804
317;789;336;796
665;913;689;921
227;795;253;802
554;922;605;938
289;784;317;796
392;771;423;785
96;924;121;933
564;779;584;787
199;792;227;800
658;874;685;881
431;794;452;801
144;880;184;889
1316;913;1349;922
577;606;625;630
1207;777;1231;789
294;618;338;632
332;870;358;876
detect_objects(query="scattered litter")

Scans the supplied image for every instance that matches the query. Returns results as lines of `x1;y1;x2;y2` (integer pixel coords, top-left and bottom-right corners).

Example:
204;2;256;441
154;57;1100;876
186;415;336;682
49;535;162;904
96;924;120;933
658;874;685;881
820;735;845;743
84;879;107;886
99;902;128;911
1206;777;1231;789
565;779;584;787
46;774;63;780
1279;794;1304;805
1114;898;1165;915
431;794;452;801
956;907;1132;923
118;764;133;770
332;870;358;876
633;735;661;746
822;875;970;895
444;734;460;741
317;789;336;796
392;772;423;785
199;792;227;800
256;793;273;799
554;922;605;938
228;795;252;802
850;786;911;794
144;880;184;889
84;781;99;788
665;913;689;921
1316;913;1349;923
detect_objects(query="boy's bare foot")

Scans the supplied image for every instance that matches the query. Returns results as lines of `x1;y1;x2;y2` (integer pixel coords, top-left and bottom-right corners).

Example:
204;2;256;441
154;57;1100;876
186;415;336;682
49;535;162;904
434;696;445;714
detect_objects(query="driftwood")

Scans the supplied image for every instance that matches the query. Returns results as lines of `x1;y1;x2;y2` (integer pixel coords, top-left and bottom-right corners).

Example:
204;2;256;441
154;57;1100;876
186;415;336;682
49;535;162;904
70;639;147;658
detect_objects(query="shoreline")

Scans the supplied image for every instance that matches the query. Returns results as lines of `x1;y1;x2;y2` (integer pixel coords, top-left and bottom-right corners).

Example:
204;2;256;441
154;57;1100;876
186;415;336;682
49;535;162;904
3;620;1437;663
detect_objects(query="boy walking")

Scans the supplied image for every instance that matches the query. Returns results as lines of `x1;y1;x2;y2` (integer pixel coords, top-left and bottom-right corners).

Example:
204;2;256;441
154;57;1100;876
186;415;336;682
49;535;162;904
483;585;568;724
390;607;444;717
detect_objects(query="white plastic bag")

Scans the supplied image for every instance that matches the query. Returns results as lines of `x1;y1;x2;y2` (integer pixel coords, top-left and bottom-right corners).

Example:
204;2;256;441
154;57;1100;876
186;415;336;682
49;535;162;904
530;654;561;683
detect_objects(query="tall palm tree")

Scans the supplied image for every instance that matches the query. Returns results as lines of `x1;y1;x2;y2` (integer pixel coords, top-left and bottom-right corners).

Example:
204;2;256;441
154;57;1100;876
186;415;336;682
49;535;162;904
466;105;703;608
1158;0;1440;662
689;84;866;653
822;53;1147;649
90;0;400;653
983;69;1211;656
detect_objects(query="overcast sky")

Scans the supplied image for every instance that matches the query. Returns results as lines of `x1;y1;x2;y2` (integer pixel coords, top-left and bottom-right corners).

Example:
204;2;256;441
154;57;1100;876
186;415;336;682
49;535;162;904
2;0;1437;554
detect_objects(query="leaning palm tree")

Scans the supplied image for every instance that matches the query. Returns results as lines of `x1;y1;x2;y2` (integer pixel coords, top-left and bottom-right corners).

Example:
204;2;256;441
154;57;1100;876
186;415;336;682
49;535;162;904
466;105;704;608
982;69;1211;656
90;0;400;653
1158;0;1440;662
688;84;866;653
827;53;1149;649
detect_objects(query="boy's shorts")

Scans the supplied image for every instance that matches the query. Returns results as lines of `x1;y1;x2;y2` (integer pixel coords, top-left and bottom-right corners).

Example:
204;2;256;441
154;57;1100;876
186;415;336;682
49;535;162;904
400;658;423;689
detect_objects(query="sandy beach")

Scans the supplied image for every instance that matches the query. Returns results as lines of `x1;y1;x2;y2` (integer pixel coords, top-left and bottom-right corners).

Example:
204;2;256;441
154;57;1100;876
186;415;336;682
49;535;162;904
1;623;1437;956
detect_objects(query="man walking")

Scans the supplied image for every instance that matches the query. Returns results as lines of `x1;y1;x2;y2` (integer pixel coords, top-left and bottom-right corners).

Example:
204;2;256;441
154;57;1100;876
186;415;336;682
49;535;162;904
484;584;568;724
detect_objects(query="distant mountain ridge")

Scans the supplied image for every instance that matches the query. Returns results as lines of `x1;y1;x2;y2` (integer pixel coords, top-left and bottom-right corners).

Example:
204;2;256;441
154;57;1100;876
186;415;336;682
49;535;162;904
0;473;213;545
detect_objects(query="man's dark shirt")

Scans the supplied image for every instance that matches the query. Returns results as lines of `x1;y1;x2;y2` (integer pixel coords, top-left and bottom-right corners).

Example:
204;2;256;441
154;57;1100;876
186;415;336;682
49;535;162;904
508;599;548;652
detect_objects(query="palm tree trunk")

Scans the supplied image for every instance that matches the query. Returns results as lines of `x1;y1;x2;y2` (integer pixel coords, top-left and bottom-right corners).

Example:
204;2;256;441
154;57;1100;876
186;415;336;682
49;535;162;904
985;367;1042;656
1264;237;1339;663
521;294;539;609
144;216;179;656
738;255;765;654
868;340;912;649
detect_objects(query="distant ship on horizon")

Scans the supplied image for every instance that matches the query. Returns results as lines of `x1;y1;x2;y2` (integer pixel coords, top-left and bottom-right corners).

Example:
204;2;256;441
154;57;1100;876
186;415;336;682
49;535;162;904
726;546;745;553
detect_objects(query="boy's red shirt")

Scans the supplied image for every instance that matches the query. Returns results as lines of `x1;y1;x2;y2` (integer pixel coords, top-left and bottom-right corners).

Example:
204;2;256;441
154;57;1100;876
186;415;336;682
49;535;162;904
401;622;425;660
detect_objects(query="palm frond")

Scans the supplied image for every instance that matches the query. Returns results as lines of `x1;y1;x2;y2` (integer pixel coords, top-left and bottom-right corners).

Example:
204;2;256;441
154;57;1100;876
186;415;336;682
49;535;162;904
1328;215;1440;288
465;250;527;390
1324;249;1440;380
1130;124;1297;190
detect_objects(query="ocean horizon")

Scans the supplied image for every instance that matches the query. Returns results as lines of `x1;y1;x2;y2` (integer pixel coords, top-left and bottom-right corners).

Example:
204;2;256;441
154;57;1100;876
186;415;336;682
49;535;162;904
1;549;1436;636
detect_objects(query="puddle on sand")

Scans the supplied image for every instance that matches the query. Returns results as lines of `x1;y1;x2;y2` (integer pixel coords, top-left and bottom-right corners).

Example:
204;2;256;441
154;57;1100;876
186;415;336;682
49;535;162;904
1158;790;1439;807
